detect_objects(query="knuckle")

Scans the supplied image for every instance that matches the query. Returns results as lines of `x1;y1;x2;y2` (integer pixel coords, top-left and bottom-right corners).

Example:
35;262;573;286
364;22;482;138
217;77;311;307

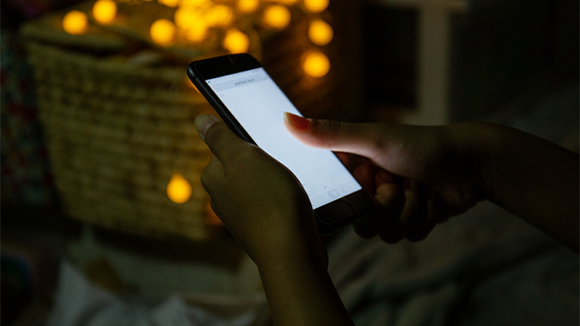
316;119;343;148
204;123;228;151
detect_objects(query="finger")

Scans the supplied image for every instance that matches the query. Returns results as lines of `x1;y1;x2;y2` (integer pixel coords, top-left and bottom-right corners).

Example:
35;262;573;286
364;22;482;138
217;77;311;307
354;182;404;239
283;112;384;159
407;190;436;242
375;183;406;243
343;154;374;175
195;114;250;161
194;114;221;142
398;180;429;242
352;163;375;195
427;190;447;224
354;170;405;241
335;152;349;165
200;155;224;194
402;190;442;242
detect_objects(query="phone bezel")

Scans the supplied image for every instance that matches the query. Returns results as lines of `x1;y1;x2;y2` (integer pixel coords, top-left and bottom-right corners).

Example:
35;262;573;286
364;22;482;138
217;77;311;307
187;54;374;235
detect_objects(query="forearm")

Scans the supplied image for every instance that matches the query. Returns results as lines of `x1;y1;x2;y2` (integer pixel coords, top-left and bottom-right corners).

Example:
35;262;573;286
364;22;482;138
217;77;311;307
466;122;579;252
256;243;354;326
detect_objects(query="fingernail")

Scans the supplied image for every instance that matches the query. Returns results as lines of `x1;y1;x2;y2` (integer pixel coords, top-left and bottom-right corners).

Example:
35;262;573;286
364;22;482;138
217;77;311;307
284;112;311;130
195;114;220;141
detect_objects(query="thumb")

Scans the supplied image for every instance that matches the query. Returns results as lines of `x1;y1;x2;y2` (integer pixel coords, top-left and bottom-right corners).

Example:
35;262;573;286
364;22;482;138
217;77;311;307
283;112;382;159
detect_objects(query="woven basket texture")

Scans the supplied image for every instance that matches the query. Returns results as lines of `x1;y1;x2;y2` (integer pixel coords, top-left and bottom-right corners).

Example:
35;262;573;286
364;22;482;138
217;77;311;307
23;26;216;240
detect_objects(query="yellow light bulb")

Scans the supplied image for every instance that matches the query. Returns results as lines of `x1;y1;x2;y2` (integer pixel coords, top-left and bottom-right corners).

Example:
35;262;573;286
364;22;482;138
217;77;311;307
167;174;192;204
237;0;260;13
175;7;202;30
150;19;175;45
181;0;207;7
308;19;333;46
274;0;298;5
263;5;290;29
304;0;329;13
223;29;249;53
184;20;208;42
92;0;117;24
303;51;330;78
63;10;88;35
205;5;234;27
159;0;180;7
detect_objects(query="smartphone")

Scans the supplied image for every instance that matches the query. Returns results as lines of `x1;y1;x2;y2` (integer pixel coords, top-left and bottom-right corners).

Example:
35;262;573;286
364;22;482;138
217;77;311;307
187;54;373;235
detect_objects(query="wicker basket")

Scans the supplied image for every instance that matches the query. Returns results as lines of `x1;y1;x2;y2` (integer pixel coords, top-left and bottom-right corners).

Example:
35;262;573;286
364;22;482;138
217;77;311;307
20;0;355;240
22;12;220;240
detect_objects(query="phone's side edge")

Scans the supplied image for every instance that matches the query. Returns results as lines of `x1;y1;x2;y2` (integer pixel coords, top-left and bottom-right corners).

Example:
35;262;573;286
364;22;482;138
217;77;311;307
187;63;257;145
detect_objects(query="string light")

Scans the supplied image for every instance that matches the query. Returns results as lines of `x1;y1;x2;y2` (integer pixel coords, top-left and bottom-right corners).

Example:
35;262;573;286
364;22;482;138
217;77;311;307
308;18;333;46
263;5;291;29
237;0;260;13
92;0;117;24
167;174;192;204
304;0;329;13
175;7;200;29
181;0;207;7
205;5;234;27
158;0;180;7
276;0;299;5
63;10;88;35
150;19;175;44
303;51;330;77
223;29;250;53
184;20;208;42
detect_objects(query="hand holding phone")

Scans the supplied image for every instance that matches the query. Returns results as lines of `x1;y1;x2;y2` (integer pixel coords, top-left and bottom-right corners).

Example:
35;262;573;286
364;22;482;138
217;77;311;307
188;54;373;234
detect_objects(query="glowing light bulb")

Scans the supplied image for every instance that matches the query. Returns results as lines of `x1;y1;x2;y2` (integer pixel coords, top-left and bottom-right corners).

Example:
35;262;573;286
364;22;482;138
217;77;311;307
237;0;259;13
205;5;234;27
63;10;88;35
167;174;192;204
184;20;208;42
92;0;117;24
263;5;290;29
308;19;333;46
303;51;330;78
158;0;180;7
181;0;207;7
223;29;249;53
175;7;202;30
304;0;328;13
275;0;298;5
150;19;175;45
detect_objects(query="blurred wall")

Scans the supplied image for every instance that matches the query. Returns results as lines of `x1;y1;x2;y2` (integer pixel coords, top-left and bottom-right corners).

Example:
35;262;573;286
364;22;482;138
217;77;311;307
449;0;579;122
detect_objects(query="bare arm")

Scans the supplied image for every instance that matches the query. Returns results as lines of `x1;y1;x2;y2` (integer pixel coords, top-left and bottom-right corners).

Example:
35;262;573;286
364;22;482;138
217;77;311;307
469;123;579;252
257;246;354;326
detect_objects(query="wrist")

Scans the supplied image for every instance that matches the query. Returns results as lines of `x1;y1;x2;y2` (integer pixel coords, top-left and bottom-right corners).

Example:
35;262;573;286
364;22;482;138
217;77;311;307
255;233;352;326
247;212;327;270
445;121;499;202
256;242;327;276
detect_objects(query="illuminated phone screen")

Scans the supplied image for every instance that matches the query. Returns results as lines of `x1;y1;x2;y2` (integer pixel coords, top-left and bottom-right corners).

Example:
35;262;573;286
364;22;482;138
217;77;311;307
206;68;362;209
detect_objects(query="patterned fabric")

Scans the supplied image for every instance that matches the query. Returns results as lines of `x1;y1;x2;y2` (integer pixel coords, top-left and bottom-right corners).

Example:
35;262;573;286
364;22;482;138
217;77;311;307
1;30;56;206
